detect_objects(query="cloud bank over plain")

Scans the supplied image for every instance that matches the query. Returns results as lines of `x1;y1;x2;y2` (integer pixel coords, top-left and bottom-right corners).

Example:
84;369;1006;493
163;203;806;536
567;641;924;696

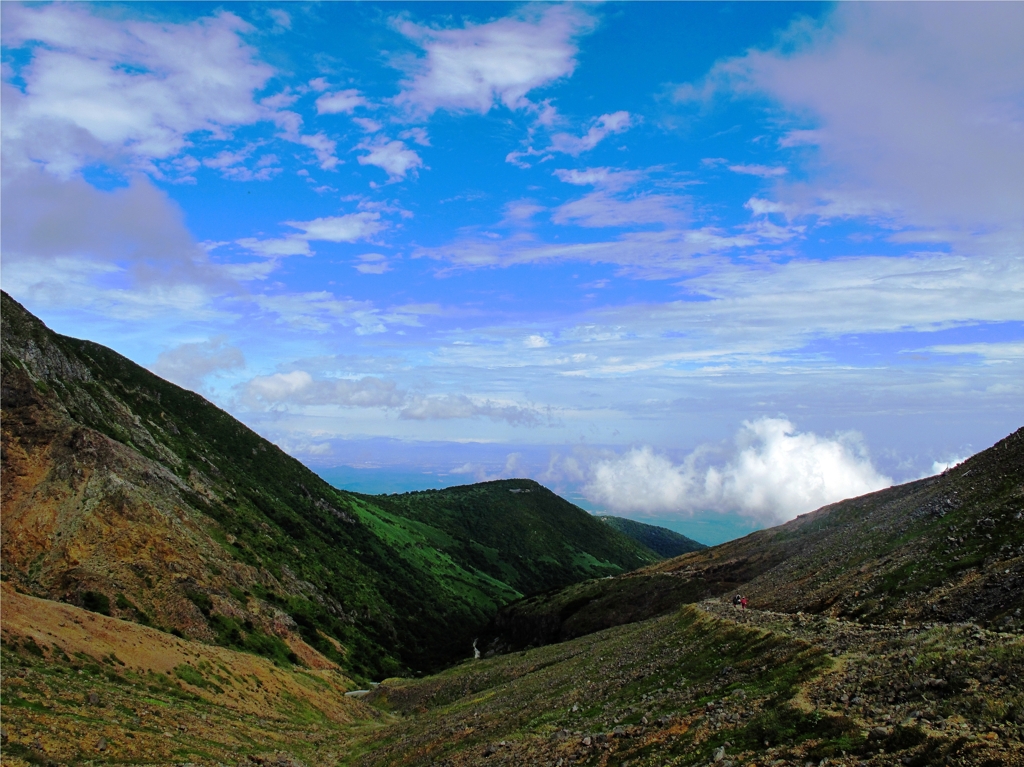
584;419;893;524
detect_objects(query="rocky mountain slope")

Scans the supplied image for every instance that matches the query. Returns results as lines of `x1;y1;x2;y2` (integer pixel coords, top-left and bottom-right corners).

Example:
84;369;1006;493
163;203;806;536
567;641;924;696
484;427;1024;652
0;292;656;678
597;515;707;559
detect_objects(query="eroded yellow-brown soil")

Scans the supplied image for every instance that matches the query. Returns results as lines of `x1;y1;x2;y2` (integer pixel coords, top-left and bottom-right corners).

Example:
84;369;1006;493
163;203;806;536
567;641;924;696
0;586;383;766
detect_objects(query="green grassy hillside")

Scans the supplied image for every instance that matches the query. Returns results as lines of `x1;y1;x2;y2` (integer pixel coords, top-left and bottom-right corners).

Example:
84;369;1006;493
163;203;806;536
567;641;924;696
597;515;707;558
364;481;660;597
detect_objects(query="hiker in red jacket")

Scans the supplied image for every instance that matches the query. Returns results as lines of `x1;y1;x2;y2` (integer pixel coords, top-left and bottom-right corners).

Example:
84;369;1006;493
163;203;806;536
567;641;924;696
740;596;748;609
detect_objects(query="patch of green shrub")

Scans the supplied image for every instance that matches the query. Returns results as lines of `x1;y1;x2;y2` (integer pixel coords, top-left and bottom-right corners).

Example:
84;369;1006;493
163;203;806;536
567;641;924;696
81;590;111;615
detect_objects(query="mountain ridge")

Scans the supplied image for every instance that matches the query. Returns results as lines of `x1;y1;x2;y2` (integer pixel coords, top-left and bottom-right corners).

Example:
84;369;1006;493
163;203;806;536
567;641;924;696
596;515;707;558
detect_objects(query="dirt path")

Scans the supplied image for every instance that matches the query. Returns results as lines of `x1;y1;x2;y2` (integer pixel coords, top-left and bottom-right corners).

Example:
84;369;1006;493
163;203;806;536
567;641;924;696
700;599;1024;765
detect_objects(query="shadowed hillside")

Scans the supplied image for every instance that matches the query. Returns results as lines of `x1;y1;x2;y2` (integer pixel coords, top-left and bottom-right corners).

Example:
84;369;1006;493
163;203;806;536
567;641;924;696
597;515;707;559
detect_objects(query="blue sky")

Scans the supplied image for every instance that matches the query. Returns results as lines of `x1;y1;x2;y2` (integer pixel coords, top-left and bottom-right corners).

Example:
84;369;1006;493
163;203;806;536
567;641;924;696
3;2;1022;544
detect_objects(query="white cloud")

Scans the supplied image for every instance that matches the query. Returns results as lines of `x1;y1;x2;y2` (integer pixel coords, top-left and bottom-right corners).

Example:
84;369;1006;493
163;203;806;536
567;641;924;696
584;418;892;524
728;164;787;178
0;165;227;297
924;342;1024;363
354;253;391;275
554;167;643;191
295;132;340;171
414;226;753;275
353;117;383;133
549;111;633;156
356;138;424;182
549;165;686;228
400;394;540;426
255;291;385;334
233;212;386;267
393;5;595;116
1;255;230;323
679;3;1024;245
399;127;431;147
240;371;405;409
2;5;272;175
315;88;368;115
235;237;312;258
552;191;685;228
203;145;282;181
285;212;385;242
151;337;245;391
508;112;635;168
928;457;967;477
267;9;291;30
238;370;538;427
451;452;527;482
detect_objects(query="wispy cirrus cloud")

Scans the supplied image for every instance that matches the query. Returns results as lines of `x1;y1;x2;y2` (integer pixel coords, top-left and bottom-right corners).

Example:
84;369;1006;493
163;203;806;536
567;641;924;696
240;370;405;409
238;369;542;426
548;110;633;156
400;394;540;425
551;165;686;228
254;291;386;335
412;226;754;276
728;163;787;178
235;211;386;261
151;337;245;392
285;212;385;242
506;111;634;168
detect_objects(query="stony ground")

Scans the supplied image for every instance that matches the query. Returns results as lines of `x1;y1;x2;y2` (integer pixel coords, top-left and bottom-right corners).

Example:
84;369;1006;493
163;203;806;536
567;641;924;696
347;600;1024;767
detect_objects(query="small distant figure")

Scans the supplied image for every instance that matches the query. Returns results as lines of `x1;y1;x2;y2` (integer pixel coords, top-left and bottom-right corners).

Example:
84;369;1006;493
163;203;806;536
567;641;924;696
740;596;748;610
732;594;741;608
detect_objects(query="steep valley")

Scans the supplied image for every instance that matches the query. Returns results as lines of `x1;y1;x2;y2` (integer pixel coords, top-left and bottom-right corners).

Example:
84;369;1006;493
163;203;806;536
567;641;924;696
2;289;1023;767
